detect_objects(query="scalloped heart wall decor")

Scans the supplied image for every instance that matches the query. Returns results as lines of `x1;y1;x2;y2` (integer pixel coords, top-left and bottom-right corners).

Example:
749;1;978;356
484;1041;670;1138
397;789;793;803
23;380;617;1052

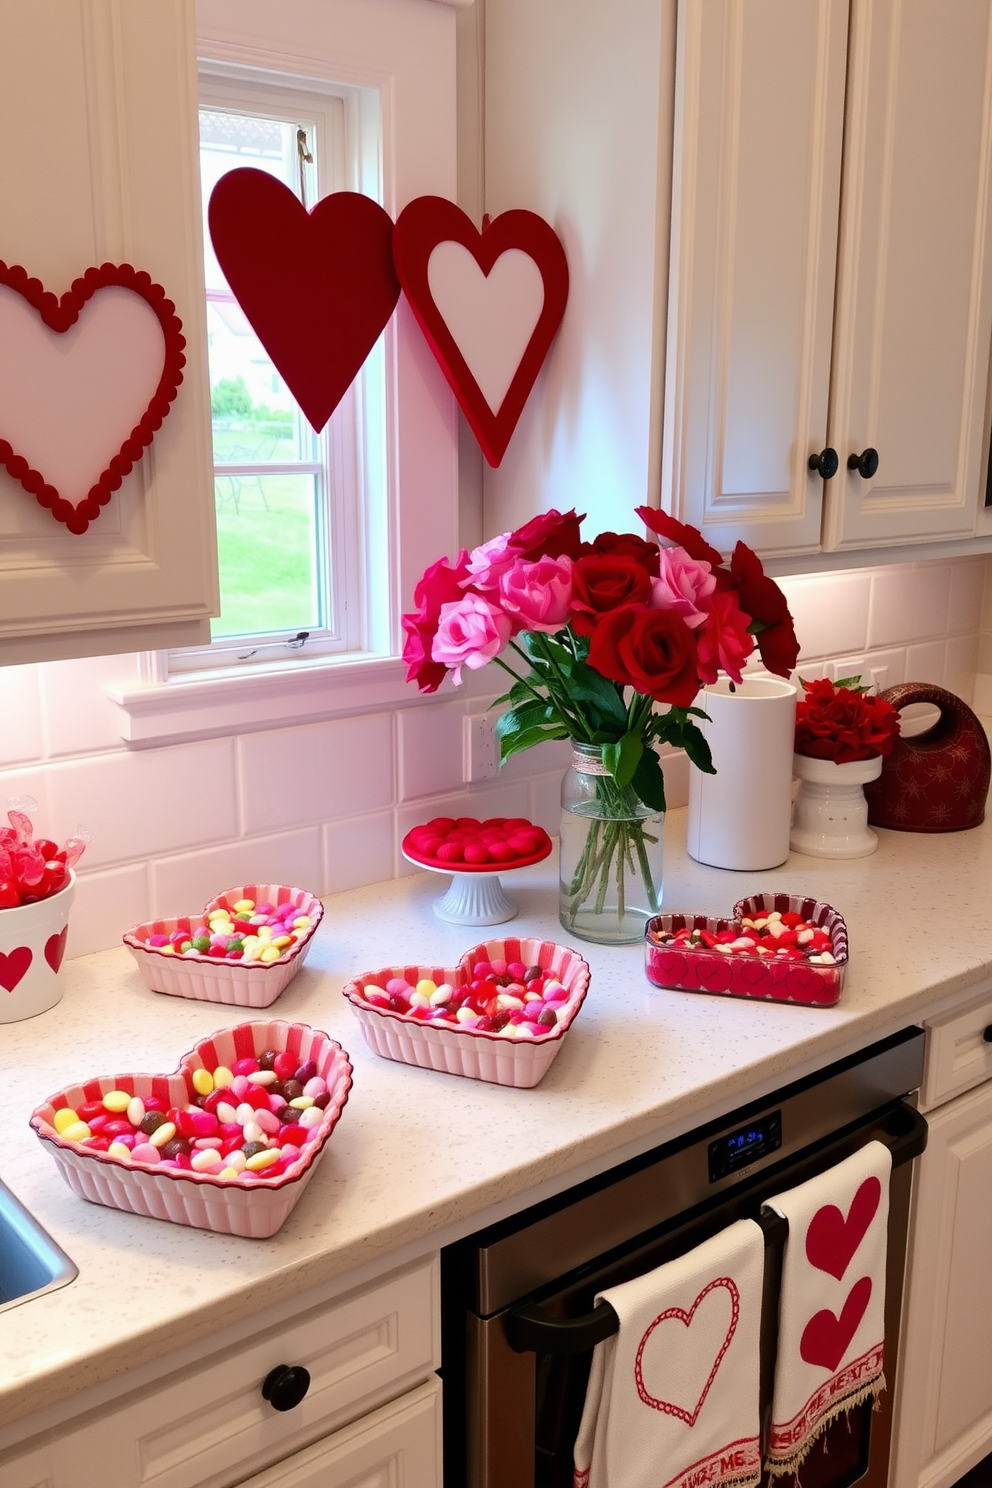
0;262;185;534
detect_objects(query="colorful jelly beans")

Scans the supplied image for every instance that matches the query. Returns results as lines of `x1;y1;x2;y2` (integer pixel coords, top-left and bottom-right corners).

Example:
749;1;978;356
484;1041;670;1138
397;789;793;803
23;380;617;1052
355;953;572;1038
140;898;313;965
648;909;837;964
50;1050;331;1183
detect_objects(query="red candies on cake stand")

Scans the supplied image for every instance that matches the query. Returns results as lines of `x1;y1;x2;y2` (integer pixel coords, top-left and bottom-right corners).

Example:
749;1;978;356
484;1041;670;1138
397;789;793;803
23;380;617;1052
402;817;553;925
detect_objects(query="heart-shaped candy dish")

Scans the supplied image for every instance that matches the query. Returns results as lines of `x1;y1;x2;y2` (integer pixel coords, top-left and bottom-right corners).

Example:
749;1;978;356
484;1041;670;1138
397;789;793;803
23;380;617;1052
343;937;590;1087
30;1020;352;1237
645;893;848;1007
123;884;323;1008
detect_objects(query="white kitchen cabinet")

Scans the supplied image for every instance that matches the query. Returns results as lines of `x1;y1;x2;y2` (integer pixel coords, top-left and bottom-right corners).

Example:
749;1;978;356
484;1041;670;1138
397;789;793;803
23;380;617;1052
0;0;218;664
891;992;992;1488
663;0;992;560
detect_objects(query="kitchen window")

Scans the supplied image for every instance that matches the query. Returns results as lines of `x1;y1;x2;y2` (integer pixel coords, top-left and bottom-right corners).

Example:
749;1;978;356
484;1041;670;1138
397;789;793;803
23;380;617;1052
169;70;390;676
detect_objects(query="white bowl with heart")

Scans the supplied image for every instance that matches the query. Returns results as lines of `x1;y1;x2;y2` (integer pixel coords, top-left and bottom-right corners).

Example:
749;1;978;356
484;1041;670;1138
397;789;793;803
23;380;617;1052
0;870;75;1025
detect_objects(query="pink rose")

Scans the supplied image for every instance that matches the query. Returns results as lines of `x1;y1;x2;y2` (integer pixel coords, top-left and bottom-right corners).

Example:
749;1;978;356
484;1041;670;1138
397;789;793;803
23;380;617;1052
498;555;573;633
401;549;472;693
431;594;513;682
650;547;716;628
464;532;519;593
695;588;755;684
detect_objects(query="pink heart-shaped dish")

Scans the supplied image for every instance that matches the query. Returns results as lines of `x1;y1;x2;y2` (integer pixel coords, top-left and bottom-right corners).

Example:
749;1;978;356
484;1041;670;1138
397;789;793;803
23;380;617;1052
644;893;847;1007
343;936;590;1088
123;883;323;1008
30;1020;352;1238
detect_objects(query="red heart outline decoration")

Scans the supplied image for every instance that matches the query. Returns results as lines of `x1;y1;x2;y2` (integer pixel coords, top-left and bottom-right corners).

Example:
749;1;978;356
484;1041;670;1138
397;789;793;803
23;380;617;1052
0;945;32;992
634;1276;740;1425
208;170;400;434
806;1177;881;1280
0;261;185;534
392;197;569;467
45;927;68;974
800;1276;872;1372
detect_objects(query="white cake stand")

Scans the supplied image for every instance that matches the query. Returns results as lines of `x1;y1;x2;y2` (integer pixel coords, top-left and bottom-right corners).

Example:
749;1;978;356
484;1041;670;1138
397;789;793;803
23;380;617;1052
402;847;552;925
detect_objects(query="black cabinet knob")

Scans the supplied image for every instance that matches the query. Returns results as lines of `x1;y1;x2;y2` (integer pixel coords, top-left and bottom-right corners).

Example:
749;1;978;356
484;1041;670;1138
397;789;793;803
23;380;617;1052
262;1364;311;1411
847;447;879;479
983;1025;992;1043
808;447;839;479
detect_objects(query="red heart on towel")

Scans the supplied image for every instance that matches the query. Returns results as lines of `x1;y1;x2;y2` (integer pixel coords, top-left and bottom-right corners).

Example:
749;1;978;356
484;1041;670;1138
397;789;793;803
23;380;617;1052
806;1177;881;1280
635;1277;740;1426
800;1276;872;1372
45;928;68;973
0;945;32;992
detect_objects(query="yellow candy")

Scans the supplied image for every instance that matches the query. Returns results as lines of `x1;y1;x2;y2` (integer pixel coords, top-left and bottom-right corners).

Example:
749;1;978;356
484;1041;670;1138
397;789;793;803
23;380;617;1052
149;1121;177;1148
53;1107;80;1134
246;1147;281;1171
257;925;272;940
415;978;438;997
271;934;292;949
161;944;176;955
217;1167;240;1180
212;1065;234;1088
102;1090;131;1113
107;1141;132;1162
207;909;230;923
233;898;255;913
292;915;311;930
260;946;281;963
61;1120;91;1142
289;1095;314;1109
191;1068;214;1096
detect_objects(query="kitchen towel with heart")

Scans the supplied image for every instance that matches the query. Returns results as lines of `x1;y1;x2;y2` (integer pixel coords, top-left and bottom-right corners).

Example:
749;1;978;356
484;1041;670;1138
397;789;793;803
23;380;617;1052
762;1142;891;1476
572;1218;764;1488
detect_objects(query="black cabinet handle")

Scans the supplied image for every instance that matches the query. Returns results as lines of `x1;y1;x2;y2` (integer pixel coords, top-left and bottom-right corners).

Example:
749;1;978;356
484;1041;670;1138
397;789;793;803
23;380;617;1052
847;448;879;479
983;1025;992;1043
262;1364;311;1411
808;447;839;479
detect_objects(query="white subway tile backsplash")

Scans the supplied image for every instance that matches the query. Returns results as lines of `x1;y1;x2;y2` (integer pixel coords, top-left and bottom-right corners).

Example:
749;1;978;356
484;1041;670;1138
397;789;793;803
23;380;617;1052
778;571;871;660
69;861;151;958
238;714;393;835
903;640;947;685
868;563;950;649
324;811;395;894
40;652;140;758
0;665;43;766
0;766;52;826
944;634;979;703
46;738;239;869
398;700;464;800
149;827;323;916
947;557;986;633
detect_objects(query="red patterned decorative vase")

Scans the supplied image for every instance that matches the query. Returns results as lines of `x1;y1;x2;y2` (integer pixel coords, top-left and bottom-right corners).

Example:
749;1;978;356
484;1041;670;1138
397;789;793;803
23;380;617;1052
863;683;991;832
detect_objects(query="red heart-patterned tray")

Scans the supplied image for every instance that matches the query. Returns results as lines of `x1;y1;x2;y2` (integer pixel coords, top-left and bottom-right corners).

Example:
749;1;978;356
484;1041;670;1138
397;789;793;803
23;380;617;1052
644;893;848;1007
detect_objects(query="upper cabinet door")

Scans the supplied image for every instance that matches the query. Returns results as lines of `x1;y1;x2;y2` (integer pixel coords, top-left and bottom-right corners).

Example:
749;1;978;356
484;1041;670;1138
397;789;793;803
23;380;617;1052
822;0;992;551
662;0;849;558
0;0;217;663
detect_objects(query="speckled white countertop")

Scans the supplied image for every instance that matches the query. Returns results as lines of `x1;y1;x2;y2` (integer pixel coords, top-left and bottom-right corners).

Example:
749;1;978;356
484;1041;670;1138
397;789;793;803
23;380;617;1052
2;808;992;1436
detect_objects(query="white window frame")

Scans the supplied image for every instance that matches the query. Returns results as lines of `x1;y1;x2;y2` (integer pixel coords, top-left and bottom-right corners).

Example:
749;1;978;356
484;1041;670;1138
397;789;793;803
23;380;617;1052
110;0;462;746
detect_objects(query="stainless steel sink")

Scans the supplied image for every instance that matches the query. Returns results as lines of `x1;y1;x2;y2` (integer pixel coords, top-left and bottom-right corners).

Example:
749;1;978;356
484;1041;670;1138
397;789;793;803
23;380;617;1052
0;1178;77;1312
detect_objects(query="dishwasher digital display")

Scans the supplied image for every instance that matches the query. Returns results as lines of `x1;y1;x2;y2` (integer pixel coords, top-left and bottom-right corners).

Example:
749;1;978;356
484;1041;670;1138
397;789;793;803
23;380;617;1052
709;1109;782;1180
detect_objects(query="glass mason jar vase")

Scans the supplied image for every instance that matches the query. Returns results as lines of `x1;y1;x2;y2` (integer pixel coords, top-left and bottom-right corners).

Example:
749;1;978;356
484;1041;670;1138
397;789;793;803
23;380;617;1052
559;743;664;945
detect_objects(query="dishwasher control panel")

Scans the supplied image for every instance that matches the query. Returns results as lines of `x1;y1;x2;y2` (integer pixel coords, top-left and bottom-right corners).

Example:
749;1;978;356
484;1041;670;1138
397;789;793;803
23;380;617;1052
709;1109;782;1181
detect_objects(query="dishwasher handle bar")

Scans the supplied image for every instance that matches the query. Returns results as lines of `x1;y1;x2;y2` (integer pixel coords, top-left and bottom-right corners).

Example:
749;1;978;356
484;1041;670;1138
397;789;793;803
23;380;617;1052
505;1103;927;1356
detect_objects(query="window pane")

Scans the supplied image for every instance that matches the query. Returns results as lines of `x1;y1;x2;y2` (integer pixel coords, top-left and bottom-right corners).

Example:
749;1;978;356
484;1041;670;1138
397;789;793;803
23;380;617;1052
212;473;323;639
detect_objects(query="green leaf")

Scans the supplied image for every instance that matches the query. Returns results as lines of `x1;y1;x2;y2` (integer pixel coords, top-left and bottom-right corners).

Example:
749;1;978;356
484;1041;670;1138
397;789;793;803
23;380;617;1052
496;700;557;741
567;662;628;727
499;724;570;761
631;749;668;812
681;720;715;775
602;731;643;788
833;674;866;693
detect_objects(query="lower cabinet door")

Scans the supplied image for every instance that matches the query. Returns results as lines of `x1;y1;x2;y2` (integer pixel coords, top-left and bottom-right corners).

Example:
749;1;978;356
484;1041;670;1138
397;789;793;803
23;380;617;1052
235;1379;441;1488
891;1079;992;1488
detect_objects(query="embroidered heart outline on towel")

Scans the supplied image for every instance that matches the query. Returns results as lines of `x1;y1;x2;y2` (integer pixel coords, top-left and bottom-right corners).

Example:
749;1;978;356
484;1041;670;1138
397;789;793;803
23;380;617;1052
806;1176;881;1280
0;945;32;992
208;169;400;435
800;1275;872;1372
392;196;569;468
634;1276;740;1425
0;260;186;534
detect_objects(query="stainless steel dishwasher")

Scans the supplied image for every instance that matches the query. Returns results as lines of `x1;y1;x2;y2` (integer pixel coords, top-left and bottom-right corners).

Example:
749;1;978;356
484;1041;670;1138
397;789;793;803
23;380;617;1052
441;1026;927;1488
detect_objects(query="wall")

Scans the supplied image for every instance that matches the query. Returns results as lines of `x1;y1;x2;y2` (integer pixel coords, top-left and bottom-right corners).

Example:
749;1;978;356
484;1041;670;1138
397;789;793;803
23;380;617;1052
0;551;984;959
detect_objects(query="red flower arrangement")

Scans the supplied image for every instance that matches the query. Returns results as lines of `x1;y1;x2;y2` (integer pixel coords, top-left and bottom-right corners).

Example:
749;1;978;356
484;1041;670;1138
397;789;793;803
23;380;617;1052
794;677;901;765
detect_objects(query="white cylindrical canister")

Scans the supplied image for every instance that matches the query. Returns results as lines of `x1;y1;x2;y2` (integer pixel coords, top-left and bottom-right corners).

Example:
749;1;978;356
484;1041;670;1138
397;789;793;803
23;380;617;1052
687;678;797;870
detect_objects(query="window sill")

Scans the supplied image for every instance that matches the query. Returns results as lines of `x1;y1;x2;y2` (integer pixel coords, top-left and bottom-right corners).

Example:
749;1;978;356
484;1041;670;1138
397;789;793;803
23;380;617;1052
108;653;428;747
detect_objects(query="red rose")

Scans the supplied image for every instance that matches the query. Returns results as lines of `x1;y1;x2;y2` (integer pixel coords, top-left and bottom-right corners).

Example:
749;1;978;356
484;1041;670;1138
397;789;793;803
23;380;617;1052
634;505;724;568
509;508;585;562
794;679;901;763
729;542;799;677
580;530;660;576
588;604;700;707
570;553;654;635
695;588;755;685
401;549;472;693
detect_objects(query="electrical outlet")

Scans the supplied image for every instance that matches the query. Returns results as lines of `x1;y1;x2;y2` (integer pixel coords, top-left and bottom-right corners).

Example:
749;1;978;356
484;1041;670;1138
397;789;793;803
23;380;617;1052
463;712;498;782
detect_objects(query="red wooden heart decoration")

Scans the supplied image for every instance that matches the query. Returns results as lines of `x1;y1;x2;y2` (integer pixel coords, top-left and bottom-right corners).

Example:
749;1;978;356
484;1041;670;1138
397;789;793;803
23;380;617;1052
0;261;185;534
635;1277;740;1425
45;927;68;974
800;1276;872;1372
392;197;569;467
805;1177;881;1280
208;169;400;434
0;945;32;992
